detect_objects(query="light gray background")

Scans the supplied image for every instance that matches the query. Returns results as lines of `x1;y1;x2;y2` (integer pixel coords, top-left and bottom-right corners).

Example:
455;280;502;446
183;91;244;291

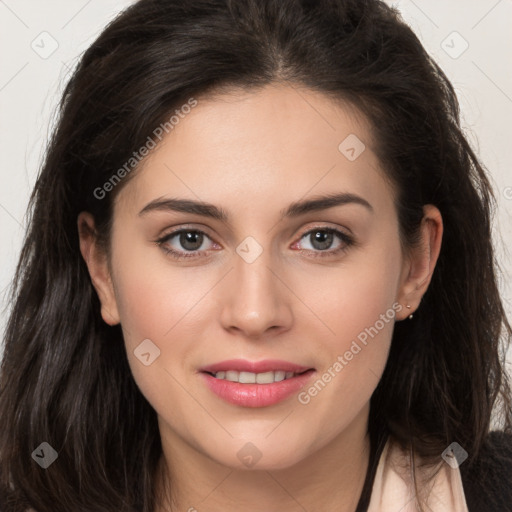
1;1;511;373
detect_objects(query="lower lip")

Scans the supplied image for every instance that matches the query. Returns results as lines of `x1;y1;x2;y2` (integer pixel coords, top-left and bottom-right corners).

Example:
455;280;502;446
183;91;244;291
200;370;315;407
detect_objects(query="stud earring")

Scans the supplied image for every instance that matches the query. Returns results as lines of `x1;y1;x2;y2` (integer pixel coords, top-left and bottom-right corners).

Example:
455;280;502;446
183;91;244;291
406;304;413;320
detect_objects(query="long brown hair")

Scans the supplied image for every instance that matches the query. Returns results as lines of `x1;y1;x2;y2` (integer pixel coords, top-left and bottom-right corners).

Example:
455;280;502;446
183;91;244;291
1;0;511;510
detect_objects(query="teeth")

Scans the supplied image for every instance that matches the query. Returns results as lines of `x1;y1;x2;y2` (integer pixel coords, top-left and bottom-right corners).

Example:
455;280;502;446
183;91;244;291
213;370;300;384
239;371;256;384
256;371;275;384
274;370;285;382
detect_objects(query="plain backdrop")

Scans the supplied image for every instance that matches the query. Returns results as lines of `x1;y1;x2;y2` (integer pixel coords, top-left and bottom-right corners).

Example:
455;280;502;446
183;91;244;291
0;1;511;375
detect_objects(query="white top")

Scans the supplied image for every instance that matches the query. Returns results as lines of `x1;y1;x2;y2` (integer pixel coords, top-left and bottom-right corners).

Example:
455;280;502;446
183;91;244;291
367;439;469;511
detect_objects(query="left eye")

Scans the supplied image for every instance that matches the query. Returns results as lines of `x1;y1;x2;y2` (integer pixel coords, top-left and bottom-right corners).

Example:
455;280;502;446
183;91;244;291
293;228;354;256
298;228;344;251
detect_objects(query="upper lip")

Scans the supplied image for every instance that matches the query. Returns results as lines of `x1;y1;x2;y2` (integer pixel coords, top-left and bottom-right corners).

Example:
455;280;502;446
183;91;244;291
200;359;314;374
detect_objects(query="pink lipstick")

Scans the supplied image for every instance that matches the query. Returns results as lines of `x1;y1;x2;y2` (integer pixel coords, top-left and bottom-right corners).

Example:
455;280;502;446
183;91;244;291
199;359;315;407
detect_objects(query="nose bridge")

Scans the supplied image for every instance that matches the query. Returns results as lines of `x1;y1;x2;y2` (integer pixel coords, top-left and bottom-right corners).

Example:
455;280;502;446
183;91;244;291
219;236;293;336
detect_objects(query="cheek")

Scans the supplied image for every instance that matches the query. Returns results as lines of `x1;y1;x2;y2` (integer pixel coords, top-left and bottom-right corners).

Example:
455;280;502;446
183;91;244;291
110;227;214;340
294;238;402;431
109;238;240;418
309;284;396;405
310;236;402;351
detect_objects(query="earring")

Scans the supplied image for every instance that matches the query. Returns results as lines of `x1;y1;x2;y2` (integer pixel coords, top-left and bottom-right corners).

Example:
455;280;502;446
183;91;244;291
406;304;413;320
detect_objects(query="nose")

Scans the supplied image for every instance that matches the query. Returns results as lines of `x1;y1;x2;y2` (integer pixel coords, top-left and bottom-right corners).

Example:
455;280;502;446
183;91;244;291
219;247;294;339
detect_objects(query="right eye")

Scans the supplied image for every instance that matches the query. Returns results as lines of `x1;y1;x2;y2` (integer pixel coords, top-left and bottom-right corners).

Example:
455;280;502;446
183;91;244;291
156;229;220;259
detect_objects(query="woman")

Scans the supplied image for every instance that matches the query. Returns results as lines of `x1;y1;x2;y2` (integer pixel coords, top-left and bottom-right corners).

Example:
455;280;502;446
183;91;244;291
1;0;511;511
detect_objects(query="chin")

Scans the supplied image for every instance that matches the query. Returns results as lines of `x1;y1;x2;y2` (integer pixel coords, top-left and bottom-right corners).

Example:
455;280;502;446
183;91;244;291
205;436;312;471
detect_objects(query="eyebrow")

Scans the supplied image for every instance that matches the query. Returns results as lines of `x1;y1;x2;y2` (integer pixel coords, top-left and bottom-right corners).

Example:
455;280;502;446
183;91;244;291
138;192;374;221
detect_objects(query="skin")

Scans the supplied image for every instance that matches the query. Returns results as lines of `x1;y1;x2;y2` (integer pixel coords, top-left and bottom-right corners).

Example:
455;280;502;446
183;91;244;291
78;83;443;512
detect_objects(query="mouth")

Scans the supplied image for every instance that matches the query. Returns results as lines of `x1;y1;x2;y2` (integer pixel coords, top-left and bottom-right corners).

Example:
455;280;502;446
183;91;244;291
199;359;316;407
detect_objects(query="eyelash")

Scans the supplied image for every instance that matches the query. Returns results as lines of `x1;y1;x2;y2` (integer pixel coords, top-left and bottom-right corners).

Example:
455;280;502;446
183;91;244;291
155;226;355;261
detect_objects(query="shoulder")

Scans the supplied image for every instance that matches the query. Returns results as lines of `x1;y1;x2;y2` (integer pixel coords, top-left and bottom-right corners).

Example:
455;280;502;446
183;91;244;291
460;430;512;512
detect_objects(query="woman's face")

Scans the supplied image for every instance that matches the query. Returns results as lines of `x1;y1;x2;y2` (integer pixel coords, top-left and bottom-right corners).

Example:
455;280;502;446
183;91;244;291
80;83;438;470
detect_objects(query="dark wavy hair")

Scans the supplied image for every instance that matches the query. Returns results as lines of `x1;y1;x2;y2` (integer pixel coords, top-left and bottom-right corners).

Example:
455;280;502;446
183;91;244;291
1;0;511;510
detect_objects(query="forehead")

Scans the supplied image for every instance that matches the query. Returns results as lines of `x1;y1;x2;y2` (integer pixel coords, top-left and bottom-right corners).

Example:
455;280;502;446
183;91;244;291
115;83;394;218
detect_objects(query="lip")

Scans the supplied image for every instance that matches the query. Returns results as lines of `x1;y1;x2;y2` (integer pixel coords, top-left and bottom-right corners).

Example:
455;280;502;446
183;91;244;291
199;359;315;408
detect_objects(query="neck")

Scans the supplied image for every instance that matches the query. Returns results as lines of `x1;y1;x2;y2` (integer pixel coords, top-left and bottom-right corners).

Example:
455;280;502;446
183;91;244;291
154;404;372;512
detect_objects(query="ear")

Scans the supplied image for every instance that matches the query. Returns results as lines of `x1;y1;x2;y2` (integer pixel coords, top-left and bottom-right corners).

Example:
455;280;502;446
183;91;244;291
395;204;443;321
77;212;120;326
